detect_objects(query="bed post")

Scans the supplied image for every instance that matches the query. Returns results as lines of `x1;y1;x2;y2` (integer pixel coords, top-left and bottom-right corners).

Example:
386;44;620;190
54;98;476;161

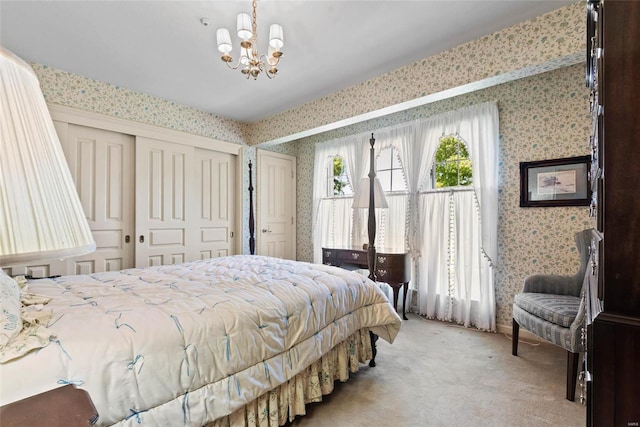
367;133;379;367
248;160;255;255
366;134;377;281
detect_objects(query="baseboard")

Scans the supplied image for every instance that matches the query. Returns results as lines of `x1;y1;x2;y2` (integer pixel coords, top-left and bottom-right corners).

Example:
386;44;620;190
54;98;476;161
496;322;543;345
404;287;543;345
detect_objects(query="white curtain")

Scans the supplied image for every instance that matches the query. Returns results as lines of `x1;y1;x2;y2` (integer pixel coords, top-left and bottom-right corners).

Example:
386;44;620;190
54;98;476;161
416;191;450;317
312;135;367;263
312;101;498;331
415;102;498;331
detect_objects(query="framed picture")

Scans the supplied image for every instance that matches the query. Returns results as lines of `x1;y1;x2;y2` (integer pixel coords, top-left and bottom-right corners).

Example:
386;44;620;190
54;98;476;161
520;156;591;207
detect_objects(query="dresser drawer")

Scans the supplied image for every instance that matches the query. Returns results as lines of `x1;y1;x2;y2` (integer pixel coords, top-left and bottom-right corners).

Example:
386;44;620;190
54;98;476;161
375;253;411;283
376;254;392;267
337;250;366;264
322;248;338;265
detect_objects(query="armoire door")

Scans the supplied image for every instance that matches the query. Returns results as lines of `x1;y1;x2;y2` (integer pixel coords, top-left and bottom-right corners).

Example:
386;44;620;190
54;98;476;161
135;137;197;267
62;124;135;274
195;148;236;259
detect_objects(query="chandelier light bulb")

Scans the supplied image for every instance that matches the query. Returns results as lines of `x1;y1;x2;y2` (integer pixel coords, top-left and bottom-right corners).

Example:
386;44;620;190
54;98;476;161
240;47;251;65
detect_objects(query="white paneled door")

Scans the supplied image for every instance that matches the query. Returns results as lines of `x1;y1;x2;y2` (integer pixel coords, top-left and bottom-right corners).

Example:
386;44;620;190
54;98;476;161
195;148;236;259
135;137;197;267
257;150;296;260
62;124;135;274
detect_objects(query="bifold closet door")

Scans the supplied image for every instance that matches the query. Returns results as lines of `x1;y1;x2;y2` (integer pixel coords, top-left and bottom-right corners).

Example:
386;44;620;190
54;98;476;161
62;124;135;274
135;137;198;267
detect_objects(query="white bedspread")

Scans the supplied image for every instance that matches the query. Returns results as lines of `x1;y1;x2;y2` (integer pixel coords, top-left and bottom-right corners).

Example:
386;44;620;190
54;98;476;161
0;255;401;426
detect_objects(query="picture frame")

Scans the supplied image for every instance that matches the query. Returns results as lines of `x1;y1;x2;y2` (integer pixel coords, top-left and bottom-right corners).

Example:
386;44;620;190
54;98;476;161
520;156;591;207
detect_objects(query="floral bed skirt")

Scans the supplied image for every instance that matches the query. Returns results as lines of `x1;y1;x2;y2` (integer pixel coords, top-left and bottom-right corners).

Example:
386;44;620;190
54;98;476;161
206;328;373;427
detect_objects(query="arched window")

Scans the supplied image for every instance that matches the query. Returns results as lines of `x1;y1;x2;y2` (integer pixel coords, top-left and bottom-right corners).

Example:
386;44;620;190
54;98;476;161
327;156;353;196
376;147;407;192
432;135;472;189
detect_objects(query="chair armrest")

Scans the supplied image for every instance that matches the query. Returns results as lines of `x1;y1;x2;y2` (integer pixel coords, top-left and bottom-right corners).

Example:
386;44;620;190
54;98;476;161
523;274;580;295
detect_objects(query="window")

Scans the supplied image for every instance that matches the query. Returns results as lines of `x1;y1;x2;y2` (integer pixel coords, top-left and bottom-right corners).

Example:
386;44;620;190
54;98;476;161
432;135;472;188
327;156;353;196
376;147;407;192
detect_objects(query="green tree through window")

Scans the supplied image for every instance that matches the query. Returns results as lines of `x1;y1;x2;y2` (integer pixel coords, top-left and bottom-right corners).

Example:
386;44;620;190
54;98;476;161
434;136;472;188
329;156;352;196
333;156;345;194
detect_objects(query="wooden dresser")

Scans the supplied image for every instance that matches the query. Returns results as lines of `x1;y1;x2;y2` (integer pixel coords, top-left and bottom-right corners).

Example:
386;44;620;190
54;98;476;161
585;1;640;425
322;247;410;320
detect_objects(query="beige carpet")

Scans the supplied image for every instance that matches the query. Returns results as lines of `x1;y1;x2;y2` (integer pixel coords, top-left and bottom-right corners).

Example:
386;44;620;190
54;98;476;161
289;314;585;426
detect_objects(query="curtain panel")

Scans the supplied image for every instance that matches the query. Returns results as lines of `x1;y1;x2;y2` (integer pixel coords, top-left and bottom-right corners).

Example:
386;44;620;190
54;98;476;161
312;101;499;331
312;135;368;263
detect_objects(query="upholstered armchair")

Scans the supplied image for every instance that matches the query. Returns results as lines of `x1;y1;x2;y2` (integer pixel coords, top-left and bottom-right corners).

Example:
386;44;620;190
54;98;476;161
512;228;592;401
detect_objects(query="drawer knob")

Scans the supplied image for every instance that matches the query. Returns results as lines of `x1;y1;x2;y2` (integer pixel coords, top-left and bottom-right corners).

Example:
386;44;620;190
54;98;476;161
377;256;386;264
351;253;360;260
378;269;387;277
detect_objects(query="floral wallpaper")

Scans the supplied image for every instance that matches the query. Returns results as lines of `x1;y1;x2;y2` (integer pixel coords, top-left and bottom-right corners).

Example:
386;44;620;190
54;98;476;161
248;2;584;145
31;64;250;145
290;63;592;330
29;2;589;330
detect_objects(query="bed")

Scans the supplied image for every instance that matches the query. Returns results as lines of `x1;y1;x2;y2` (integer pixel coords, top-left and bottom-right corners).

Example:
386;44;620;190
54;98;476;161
0;147;401;426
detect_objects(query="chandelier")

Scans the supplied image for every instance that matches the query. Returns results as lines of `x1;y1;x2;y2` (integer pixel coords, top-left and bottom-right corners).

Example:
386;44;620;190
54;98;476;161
215;0;284;80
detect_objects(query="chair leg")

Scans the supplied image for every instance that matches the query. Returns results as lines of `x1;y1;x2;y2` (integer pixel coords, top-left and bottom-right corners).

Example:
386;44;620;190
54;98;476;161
567;351;579;401
512;318;519;356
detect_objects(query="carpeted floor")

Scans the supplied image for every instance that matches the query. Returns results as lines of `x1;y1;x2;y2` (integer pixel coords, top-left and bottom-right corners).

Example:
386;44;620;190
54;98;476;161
289;313;585;426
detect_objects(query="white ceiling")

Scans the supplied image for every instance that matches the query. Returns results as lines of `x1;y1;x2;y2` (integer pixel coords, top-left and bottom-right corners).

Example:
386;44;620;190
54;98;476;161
0;1;574;123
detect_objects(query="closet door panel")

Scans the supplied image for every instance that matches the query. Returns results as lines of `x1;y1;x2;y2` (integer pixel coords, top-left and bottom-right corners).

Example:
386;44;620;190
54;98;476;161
135;137;197;267
195;149;236;259
63;124;135;274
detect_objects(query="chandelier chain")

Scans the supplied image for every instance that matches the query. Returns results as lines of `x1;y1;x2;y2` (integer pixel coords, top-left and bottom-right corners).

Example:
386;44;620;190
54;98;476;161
252;0;258;47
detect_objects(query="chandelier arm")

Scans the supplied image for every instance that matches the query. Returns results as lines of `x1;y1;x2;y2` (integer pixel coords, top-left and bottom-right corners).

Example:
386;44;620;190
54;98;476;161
257;53;280;69
222;57;248;71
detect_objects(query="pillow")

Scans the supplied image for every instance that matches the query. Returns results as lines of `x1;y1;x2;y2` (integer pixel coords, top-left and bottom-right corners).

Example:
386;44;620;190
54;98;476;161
0;269;22;348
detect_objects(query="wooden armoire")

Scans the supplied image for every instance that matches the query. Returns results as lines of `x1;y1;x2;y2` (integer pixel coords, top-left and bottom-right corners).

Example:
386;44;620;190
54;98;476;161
585;1;640;425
